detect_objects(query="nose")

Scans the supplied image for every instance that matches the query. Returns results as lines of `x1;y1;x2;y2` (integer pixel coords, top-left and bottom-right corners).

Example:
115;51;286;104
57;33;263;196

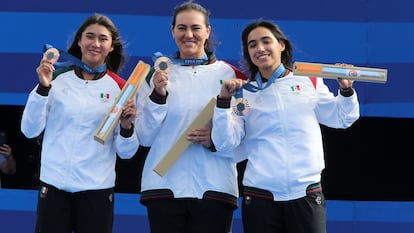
184;28;193;38
91;37;100;47
256;42;265;51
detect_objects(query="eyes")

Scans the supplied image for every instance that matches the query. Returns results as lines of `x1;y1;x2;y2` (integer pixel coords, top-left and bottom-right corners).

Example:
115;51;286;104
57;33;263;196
175;24;204;33
248;37;274;49
83;32;111;42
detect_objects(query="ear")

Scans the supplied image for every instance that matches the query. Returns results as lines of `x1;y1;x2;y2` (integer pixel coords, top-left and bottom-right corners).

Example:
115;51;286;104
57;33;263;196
206;25;211;38
279;41;285;52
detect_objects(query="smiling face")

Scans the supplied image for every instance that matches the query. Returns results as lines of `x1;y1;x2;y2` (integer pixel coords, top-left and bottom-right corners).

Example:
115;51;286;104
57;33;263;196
77;23;114;70
171;9;211;59
246;26;285;78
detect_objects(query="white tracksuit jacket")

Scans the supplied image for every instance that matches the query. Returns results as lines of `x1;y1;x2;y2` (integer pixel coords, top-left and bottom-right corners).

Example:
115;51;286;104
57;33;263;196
21;68;139;192
136;57;245;205
212;72;360;201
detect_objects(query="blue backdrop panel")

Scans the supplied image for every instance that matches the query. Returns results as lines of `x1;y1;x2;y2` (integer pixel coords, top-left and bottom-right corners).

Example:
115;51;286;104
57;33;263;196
1;189;414;233
0;1;413;118
2;0;414;22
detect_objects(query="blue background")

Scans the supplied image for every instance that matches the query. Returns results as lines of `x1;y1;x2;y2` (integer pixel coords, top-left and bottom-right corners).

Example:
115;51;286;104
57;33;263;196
1;189;414;233
1;0;413;117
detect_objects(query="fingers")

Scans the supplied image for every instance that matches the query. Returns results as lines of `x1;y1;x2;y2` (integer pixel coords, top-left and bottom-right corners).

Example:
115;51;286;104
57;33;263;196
187;128;212;145
37;59;55;86
38;59;55;72
122;99;135;108
121;99;136;120
335;63;354;67
220;79;244;98
334;63;354;88
153;70;168;96
153;70;168;85
337;79;353;89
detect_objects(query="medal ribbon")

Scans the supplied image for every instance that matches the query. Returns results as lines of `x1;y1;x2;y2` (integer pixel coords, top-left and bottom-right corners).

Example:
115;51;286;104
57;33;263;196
235;64;286;98
152;51;208;66
43;44;106;74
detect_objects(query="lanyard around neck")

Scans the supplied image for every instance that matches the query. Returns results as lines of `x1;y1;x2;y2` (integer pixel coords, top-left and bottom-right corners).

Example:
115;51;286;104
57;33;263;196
152;51;208;66
235;64;286;99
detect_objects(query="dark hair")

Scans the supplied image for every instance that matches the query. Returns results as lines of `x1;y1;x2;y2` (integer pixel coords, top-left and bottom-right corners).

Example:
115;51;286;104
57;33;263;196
67;13;125;74
240;19;293;79
171;1;217;52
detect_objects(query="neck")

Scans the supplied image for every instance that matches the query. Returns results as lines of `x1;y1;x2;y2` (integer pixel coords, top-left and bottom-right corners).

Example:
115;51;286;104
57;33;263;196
82;72;96;80
258;63;286;81
179;51;207;60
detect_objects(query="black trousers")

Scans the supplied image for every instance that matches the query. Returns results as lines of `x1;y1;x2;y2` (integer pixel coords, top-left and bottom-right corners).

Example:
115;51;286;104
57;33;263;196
35;182;114;233
242;187;326;233
145;198;235;233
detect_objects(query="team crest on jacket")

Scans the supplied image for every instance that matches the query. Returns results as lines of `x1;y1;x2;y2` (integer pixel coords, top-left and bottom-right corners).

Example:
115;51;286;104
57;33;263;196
100;93;110;102
40;186;48;198
290;85;301;93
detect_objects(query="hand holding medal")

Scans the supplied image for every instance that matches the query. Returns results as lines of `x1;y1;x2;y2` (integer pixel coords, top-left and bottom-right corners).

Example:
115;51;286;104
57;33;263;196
37;46;61;87
231;64;288;116
220;79;250;116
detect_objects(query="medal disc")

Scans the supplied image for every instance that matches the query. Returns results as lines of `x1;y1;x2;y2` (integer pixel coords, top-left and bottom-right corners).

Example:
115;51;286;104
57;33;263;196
154;56;172;73
232;98;250;116
43;48;60;64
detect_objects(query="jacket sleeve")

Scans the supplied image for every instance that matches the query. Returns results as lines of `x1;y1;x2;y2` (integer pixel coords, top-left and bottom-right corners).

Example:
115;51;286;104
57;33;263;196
114;125;139;159
211;100;245;153
20;86;48;138
314;78;360;128
135;75;168;147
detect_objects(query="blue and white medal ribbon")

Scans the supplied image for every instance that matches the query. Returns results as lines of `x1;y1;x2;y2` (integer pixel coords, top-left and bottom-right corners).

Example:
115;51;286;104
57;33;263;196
43;44;106;74
243;64;286;93
232;64;286;116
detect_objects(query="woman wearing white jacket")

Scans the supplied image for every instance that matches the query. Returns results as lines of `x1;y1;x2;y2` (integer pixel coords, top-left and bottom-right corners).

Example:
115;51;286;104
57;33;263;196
212;19;360;233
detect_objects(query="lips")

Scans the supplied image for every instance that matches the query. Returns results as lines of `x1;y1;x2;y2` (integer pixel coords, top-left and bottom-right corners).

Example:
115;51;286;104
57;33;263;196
88;49;100;55
257;54;269;60
182;41;196;45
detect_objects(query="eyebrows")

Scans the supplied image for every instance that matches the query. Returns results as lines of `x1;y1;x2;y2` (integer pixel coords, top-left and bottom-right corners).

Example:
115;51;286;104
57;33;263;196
175;23;204;29
83;31;111;40
247;35;273;46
